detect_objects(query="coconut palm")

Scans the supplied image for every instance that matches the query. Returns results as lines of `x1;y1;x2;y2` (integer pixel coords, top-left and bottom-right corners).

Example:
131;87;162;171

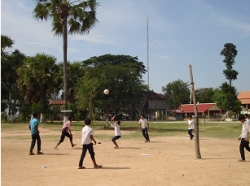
33;0;99;111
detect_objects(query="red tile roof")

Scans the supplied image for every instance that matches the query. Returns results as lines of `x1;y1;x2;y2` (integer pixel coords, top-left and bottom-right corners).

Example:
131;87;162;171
238;91;250;104
173;103;221;113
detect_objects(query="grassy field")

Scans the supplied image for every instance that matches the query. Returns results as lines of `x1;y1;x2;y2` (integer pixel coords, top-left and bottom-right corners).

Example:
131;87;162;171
1;120;242;140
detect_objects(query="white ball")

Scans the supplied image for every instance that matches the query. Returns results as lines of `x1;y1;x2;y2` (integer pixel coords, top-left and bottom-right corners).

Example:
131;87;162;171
104;89;109;95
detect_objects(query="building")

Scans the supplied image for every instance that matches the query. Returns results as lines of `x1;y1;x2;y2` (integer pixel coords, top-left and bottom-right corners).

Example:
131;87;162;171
237;91;250;114
172;103;223;120
141;91;167;120
48;99;65;120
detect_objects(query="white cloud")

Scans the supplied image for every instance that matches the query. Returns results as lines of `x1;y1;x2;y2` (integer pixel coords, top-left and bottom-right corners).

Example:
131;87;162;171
216;17;250;36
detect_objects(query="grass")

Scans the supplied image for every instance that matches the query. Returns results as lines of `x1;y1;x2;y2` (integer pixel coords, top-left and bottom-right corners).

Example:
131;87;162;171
1;120;242;140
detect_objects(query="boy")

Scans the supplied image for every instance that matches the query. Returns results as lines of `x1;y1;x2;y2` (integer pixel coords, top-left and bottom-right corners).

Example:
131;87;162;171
187;116;194;140
54;115;76;149
78;118;102;169
238;114;250;162
138;115;150;142
29;112;43;155
110;116;121;149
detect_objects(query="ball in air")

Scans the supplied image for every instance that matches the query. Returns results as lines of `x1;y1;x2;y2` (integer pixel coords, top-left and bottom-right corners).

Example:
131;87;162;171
104;89;109;95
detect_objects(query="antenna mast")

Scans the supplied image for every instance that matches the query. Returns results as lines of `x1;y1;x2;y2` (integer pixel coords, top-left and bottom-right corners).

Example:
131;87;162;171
147;18;149;89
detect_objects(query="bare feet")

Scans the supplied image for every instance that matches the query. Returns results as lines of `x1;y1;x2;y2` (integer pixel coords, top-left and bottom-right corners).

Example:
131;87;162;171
72;144;77;147
114;146;119;149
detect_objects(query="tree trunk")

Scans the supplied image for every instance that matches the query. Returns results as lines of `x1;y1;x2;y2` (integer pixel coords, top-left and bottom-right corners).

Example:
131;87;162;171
189;65;201;159
62;17;68;123
88;90;93;120
8;91;12;122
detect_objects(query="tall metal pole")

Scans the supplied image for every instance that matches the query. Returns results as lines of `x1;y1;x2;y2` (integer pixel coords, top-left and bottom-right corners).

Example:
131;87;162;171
147;18;149;89
189;65;201;159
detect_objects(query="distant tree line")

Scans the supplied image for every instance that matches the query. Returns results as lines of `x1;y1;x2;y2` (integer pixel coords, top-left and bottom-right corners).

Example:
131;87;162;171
1;35;241;122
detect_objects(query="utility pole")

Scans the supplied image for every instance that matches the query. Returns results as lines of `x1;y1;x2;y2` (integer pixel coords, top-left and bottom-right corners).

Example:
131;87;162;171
189;65;201;159
147;18;149;89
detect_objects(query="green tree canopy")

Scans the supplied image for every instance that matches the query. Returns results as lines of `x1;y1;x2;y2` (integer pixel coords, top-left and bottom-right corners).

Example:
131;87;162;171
1;35;14;59
75;54;148;116
1;50;26;115
162;79;190;109
220;43;238;85
212;82;241;114
195;88;215;103
16;53;61;112
58;61;85;103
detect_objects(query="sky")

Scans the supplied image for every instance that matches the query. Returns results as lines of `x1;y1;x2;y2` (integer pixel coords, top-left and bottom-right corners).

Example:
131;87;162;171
1;0;250;94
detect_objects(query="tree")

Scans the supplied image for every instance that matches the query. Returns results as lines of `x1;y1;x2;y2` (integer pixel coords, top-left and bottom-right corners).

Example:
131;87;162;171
1;35;26;121
212;82;241;117
162;79;190;109
218;43;241;118
1;35;15;112
1;50;26;120
60;61;85;103
16;53;61;115
33;0;99;114
195;88;215;103
220;43;238;85
1;35;14;59
75;54;147;122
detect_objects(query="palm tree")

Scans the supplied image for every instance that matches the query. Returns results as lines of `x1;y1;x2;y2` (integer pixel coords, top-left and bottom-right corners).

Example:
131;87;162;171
17;53;60;105
1;35;14;59
33;0;99;113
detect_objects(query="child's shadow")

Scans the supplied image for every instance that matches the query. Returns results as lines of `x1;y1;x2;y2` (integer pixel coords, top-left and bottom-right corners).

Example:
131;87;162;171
101;166;130;169
119;147;141;149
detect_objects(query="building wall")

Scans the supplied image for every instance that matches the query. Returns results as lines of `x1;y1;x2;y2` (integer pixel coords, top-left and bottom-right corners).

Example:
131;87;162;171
148;99;166;109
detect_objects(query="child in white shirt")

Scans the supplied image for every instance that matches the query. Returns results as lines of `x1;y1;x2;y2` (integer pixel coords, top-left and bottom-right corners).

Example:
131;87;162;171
238;114;250;162
187;116;194;140
110;116;121;149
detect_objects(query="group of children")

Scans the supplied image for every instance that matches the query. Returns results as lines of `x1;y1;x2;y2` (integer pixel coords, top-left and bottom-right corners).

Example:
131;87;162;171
29;113;250;168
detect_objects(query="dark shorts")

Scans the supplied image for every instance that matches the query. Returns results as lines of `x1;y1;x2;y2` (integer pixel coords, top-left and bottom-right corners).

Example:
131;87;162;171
59;131;72;143
112;136;121;141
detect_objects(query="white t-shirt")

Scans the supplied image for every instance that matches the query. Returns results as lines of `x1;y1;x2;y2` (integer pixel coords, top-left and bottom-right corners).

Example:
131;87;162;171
188;119;194;130
81;125;94;145
139;118;149;129
245;118;250;131
111;123;121;136
239;120;250;141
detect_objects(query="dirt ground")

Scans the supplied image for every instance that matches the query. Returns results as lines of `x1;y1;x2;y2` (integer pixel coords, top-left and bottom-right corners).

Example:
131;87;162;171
1;125;250;186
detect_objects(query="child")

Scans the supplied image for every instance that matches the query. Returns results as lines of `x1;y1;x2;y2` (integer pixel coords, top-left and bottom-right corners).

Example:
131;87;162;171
54;115;76;149
78;118;102;169
238;114;250;162
110;116;121;149
138;115;150;142
187;116;194;140
29;112;43;155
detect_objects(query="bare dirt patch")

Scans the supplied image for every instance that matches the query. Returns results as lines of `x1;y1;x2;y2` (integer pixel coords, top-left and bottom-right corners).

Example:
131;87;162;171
1;127;250;186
